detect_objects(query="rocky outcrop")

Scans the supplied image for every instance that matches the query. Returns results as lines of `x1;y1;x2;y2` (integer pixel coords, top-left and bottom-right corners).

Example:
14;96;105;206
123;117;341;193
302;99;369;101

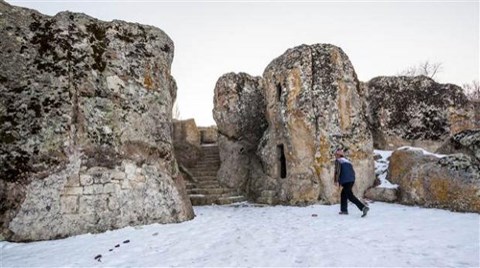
436;129;480;165
198;126;218;144
250;44;374;205
213;73;267;191
388;147;480;212
0;2;193;241
172;119;202;168
365;76;475;151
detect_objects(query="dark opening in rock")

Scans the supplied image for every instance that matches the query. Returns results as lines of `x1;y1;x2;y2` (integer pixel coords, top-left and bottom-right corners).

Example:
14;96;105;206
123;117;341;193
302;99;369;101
277;144;286;178
276;83;282;102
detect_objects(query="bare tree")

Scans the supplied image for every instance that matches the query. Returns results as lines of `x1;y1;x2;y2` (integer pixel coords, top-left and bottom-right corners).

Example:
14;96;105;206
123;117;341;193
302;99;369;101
172;101;181;120
463;80;480;101
398;60;443;79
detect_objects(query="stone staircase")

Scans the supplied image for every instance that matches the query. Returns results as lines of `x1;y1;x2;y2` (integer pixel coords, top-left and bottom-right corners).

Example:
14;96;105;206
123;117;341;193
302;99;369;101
186;144;246;206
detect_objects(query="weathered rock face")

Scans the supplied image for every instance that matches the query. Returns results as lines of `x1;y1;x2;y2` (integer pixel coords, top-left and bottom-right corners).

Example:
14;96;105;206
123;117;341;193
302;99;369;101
0;2;193;241
436;129;480;165
198;126;218;144
172;119;202;168
473;101;480;128
365;76;474;151
250;44;374;205
213;73;267;191
388;147;480;212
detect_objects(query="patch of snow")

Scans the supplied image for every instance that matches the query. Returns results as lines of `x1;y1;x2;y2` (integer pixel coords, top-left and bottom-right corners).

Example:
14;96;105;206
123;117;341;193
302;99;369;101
374;149;398;189
398;146;446;158
1;203;478;267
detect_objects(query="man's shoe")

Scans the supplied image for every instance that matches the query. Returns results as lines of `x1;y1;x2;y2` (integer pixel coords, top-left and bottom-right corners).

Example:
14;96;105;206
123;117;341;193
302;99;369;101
361;206;370;217
338;211;348;215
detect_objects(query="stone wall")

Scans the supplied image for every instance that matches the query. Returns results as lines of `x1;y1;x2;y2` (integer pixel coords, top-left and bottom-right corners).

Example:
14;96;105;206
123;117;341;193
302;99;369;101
0;1;193;241
249;44;374;205
172;119;202;168
198;126;218;144
173;119;201;147
365;76;475;151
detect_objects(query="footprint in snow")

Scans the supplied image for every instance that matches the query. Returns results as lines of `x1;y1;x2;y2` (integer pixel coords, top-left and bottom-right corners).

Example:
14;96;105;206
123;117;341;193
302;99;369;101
95;240;131;261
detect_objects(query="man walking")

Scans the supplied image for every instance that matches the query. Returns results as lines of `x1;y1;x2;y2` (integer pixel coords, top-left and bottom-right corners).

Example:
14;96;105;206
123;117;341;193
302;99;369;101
334;149;369;217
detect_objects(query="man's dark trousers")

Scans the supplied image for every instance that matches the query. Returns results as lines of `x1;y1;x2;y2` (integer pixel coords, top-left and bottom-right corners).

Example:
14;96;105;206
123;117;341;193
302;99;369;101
340;182;365;212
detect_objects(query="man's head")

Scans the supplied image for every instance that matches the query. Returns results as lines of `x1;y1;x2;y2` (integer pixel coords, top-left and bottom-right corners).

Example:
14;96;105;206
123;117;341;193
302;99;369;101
335;149;345;159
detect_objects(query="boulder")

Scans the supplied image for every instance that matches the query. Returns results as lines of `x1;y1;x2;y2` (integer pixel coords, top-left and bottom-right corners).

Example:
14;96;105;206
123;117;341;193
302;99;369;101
365;187;398;203
365;76;475;151
388;147;480;212
213;73;267;191
198;126;218;144
172;119;202;167
250;44;374;205
436;129;480;165
0;2;193;241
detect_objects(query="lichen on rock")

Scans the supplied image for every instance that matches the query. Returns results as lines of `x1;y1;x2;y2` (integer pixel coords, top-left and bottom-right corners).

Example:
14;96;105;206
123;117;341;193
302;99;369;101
0;1;193;242
365;76;475;151
388;147;480;212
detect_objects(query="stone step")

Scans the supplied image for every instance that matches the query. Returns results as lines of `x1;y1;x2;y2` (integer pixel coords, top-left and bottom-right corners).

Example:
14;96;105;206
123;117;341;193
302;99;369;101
195;161;220;165
217;196;247;205
194;177;218;181
193;165;220;169
194;176;217;180
196;180;221;186
190;167;219;171
195;161;220;164
197;160;219;164
191;172;218;176
197;159;220;163
191;173;218;177
193;179;218;183
194;184;222;189
189;194;246;206
193;181;220;186
187;188;235;195
192;171;218;176
201;150;219;153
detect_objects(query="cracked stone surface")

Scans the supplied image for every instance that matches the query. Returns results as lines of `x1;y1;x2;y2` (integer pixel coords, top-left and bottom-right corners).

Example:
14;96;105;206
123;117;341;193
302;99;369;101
0;1;193;242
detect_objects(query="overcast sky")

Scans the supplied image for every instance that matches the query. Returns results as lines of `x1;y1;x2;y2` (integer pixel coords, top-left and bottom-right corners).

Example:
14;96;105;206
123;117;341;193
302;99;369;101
8;0;479;126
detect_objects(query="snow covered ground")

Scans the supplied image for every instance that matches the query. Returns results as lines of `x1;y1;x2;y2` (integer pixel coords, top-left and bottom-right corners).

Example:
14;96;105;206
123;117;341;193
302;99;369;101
2;202;479;267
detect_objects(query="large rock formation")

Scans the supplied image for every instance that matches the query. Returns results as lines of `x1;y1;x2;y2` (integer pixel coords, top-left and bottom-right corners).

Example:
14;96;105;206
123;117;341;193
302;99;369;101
436;129;480;165
0;2;193;241
213;73;267;192
249;44;374;205
365;76;475;151
388;147;480;212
